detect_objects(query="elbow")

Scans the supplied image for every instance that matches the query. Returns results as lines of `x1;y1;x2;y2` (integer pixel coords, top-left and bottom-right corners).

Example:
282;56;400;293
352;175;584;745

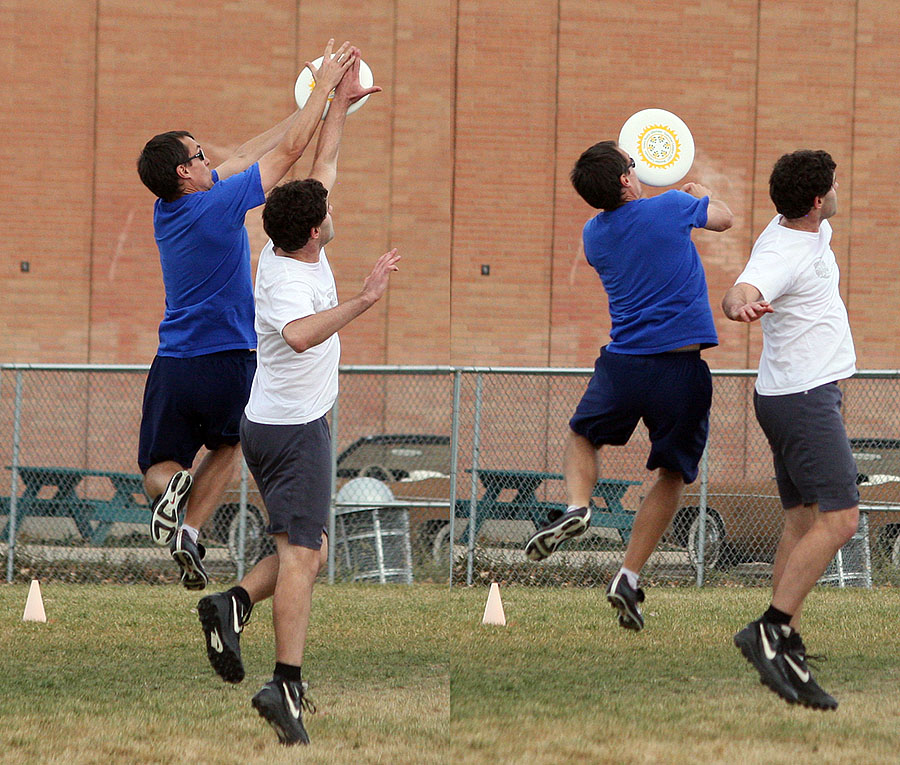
287;339;312;354
283;332;312;353
714;212;734;232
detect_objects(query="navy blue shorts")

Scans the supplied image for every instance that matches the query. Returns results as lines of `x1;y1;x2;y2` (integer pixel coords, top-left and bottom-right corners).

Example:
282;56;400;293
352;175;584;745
137;350;256;472
239;414;331;550
569;347;712;483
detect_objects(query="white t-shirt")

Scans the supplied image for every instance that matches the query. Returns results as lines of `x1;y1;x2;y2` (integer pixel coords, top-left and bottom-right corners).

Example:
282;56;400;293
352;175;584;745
245;240;340;424
736;215;856;395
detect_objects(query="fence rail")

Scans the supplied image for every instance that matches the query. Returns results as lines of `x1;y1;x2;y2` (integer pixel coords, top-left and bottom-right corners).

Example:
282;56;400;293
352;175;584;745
3;364;900;589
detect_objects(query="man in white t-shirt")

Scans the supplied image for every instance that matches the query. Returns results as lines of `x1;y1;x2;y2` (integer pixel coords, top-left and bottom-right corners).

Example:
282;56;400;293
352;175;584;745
722;149;858;711
195;50;399;746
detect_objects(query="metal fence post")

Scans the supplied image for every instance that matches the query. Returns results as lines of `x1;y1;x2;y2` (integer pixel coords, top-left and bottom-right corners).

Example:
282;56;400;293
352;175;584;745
449;369;462;588
236;456;249;581
466;373;484;587
695;441;710;587
328;395;339;584
6;370;23;583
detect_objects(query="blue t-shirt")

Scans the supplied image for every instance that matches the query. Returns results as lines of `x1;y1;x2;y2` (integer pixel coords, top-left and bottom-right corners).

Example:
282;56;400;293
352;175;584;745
153;164;267;357
582;190;718;354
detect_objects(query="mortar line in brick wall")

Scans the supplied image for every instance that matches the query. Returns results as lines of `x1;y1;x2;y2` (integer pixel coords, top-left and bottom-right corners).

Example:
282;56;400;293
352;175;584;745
746;0;763;371
547;0;561;368
449;0;461;363
86;0;102;364
385;0;399;364
846;0;860;308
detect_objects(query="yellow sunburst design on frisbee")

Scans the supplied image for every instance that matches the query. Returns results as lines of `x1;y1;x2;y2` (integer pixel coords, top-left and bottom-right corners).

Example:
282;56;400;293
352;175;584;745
637;124;681;169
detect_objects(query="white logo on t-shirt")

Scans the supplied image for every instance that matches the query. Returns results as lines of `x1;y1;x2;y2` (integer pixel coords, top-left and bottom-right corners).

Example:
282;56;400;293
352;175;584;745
813;258;832;279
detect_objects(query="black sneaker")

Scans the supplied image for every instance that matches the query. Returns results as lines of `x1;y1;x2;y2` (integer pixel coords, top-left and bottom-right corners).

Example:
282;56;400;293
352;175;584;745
606;570;645;631
150;470;192;546
170;528;208;591
783;632;838;710
733;619;799;704
251;679;316;746
524;506;591;561
197;591;252;684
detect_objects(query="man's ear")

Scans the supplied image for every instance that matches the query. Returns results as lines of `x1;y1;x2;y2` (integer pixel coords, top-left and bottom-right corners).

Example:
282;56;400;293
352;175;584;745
175;164;191;180
310;226;320;241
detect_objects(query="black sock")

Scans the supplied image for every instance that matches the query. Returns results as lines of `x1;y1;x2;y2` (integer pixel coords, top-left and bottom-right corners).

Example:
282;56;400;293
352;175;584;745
762;604;792;626
274;662;303;683
227;586;252;620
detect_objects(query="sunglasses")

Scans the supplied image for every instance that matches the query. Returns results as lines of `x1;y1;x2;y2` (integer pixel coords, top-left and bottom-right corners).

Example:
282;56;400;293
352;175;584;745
624;157;636;173
181;146;205;165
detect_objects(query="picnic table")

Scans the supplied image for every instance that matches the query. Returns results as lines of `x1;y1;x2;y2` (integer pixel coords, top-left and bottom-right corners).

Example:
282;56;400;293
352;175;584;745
1;466;150;545
455;468;641;543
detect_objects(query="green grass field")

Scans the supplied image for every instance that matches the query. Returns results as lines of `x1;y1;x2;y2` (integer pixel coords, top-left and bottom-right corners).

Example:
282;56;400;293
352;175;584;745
1;583;898;764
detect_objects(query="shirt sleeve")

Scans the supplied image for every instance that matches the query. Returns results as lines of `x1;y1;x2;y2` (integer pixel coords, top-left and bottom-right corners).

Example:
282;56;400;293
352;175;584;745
671;189;709;229
205;164;266;225
735;244;794;302
266;276;318;335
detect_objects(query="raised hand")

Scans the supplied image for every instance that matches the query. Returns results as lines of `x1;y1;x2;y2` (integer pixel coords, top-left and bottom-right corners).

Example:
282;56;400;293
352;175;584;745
333;47;383;105
361;248;401;304
681;182;713;199
305;39;353;92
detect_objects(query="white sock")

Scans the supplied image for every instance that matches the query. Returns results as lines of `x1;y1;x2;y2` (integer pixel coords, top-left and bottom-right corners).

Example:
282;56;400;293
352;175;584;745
566;505;583;513
619;566;639;590
181;524;199;544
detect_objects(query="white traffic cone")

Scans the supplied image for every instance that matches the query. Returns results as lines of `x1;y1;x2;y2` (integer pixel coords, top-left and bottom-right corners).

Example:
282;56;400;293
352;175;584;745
22;579;46;622
482;582;506;626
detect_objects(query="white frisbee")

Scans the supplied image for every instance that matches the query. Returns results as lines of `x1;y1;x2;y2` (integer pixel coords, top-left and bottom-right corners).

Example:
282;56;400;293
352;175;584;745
618;108;694;187
294;56;373;118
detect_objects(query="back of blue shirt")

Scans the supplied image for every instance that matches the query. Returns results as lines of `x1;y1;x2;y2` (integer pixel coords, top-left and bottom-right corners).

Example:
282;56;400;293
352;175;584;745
153;165;266;357
582;190;718;354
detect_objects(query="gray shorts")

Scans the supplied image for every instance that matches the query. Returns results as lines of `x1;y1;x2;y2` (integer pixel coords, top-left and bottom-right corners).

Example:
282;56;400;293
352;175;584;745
239;414;331;550
754;382;859;512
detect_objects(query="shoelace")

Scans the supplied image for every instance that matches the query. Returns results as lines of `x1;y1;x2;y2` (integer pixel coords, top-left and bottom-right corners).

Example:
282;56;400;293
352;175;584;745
299;682;317;715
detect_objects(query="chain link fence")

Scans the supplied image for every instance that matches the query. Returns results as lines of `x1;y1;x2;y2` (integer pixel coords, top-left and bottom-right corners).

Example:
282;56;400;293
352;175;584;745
3;364;900;589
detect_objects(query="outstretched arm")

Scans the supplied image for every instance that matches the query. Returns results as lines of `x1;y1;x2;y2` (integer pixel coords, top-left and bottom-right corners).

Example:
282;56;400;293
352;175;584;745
722;282;773;322
214;111;299;181
282;249;400;352
308;48;382;192
681;182;734;232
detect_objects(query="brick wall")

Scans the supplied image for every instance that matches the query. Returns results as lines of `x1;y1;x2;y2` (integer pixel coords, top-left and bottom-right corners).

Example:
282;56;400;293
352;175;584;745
2;0;896;369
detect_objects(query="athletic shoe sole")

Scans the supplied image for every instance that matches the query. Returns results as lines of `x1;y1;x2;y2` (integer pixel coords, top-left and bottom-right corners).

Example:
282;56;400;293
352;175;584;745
252;684;309;746
524;508;591;561
197;595;244;684
733;624;799;704
150;470;192;546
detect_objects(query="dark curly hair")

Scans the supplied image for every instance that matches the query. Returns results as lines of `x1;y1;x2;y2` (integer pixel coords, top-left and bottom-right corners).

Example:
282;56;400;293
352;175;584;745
769;150;836;219
570;141;632;211
262;179;329;252
137;131;193;202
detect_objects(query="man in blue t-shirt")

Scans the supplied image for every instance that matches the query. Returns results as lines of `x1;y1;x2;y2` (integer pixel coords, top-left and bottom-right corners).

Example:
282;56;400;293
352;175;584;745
525;140;733;631
135;40;374;590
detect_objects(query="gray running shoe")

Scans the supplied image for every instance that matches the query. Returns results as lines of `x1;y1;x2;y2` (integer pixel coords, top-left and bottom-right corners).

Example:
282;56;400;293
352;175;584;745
150;470;192;546
524;506;591;561
252;679;315;746
733;619;799;704
170;527;208;591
